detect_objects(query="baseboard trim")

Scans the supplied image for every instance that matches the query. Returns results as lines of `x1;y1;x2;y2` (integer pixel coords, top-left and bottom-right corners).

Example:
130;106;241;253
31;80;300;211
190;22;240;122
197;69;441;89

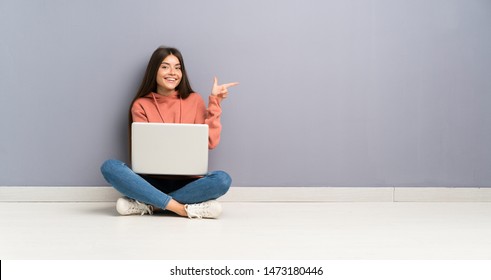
394;187;491;202
1;186;491;202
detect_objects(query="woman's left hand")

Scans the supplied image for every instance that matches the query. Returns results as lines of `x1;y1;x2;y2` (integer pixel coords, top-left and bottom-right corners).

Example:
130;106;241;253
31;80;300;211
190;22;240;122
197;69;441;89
211;77;239;99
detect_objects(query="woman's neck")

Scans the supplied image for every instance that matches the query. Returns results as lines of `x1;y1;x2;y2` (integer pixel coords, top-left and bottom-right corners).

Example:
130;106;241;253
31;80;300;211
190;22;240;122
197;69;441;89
156;87;176;96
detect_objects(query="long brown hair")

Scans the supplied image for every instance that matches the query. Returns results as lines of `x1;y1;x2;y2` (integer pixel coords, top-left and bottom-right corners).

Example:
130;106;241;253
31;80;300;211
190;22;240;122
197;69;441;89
129;46;194;123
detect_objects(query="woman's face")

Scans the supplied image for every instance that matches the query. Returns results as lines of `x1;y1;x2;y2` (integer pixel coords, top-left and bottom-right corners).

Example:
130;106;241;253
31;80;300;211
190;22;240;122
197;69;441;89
156;54;182;94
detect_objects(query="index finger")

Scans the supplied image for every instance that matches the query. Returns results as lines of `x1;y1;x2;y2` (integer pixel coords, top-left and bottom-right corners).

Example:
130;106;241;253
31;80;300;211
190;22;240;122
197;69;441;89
223;82;239;89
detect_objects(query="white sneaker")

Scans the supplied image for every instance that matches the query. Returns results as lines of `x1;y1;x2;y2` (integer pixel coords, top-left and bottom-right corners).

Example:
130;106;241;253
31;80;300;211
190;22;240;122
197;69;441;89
116;197;154;216
185;200;222;219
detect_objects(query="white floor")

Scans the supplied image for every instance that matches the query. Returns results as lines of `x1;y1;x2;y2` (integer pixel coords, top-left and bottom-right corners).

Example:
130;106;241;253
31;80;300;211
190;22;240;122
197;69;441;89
1;201;491;260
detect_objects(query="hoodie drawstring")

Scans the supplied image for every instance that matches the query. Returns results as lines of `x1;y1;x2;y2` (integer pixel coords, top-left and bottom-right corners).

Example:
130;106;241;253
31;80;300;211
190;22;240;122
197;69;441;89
151;93;166;123
179;97;182;123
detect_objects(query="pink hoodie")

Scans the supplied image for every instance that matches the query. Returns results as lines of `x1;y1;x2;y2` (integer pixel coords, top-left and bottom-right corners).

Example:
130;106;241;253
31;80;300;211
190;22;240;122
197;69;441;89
131;91;223;149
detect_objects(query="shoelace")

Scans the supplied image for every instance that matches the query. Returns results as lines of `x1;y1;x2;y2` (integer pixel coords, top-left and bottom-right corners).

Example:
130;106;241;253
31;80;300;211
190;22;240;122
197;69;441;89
185;202;212;219
131;200;154;216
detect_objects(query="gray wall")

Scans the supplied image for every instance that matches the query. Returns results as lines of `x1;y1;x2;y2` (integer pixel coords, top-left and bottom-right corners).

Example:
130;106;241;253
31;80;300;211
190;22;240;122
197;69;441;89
1;0;490;187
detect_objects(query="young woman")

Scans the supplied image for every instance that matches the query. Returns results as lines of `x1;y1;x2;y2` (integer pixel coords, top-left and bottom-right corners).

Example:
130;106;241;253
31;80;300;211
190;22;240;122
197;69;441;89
100;46;238;219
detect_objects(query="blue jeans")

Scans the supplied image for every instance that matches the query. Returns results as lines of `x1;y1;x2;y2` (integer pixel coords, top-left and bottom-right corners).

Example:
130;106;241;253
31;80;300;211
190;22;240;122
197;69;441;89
100;159;231;209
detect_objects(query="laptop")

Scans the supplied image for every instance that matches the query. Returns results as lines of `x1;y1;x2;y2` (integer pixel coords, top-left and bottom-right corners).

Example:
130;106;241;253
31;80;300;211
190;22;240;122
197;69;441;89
131;122;209;175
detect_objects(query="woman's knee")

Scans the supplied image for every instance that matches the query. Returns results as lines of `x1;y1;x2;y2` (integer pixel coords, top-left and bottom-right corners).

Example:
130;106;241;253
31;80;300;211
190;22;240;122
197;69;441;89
100;159;126;177
210;170;232;194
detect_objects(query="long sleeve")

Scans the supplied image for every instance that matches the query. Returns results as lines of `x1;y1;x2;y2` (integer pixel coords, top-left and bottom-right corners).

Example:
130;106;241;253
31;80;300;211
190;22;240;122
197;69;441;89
131;102;150;122
195;95;222;149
